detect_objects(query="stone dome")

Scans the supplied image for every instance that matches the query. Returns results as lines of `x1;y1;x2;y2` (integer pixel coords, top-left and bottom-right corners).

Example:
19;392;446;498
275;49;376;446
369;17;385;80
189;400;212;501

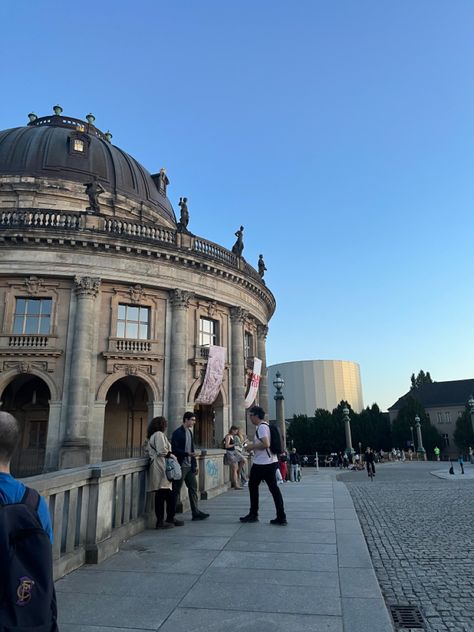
0;109;176;226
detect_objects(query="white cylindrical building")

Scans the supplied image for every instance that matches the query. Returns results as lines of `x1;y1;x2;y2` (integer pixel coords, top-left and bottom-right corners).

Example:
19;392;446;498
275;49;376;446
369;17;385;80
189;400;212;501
268;360;364;419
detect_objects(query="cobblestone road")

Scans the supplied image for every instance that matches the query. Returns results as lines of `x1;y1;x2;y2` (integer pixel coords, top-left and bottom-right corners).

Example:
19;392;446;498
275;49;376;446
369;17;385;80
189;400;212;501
339;462;474;632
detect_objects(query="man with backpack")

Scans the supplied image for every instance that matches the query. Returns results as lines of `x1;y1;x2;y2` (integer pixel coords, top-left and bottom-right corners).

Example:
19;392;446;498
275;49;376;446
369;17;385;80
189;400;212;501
240;405;287;525
0;411;58;631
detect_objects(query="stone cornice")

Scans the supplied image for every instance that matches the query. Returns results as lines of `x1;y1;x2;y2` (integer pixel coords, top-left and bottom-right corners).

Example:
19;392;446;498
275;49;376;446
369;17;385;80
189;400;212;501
0;227;276;317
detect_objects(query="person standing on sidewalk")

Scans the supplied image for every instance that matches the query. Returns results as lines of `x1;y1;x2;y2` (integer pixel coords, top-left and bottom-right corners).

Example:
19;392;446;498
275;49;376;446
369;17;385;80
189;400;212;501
289;448;300;481
240;406;287;526
171;412;209;521
145;416;184;529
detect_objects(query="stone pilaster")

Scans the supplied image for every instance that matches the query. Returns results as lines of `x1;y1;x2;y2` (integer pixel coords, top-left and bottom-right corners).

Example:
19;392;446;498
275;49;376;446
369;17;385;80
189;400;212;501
167;289;193;434
256;324;269;416
60;276;100;468
230;307;248;431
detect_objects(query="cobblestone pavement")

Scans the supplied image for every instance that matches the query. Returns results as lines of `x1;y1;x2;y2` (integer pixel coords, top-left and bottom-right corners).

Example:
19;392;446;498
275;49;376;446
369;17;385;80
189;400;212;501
338;462;474;632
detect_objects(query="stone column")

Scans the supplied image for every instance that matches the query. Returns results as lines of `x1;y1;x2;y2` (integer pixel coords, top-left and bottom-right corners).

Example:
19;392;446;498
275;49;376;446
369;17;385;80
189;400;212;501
256;324;269;416
61;276;101;468
230;307;248;432
167;289;192;435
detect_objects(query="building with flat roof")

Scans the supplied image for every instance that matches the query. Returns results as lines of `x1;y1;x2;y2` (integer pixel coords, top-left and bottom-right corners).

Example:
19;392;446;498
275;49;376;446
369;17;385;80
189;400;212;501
268;359;364;419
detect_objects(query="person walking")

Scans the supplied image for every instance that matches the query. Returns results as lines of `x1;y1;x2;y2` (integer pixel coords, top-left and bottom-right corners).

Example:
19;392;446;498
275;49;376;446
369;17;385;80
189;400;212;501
289;448;300;481
145;416;184;529
171;412;209;521
0;412;58;630
458;454;465;475
240;406;287;525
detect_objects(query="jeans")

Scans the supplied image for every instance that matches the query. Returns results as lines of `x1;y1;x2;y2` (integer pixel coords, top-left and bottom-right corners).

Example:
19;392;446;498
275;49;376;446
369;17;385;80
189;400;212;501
172;465;199;516
249;462;286;520
290;464;298;481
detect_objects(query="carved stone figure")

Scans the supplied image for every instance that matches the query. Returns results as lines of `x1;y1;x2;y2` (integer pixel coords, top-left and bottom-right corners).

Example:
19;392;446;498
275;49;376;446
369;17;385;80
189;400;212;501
85;179;105;213
177;197;189;232
231;225;244;257
158;168;169;194
258;254;267;279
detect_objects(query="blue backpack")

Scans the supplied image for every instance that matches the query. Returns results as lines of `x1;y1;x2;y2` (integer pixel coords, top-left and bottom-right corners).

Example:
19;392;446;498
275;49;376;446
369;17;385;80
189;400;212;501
0;486;58;631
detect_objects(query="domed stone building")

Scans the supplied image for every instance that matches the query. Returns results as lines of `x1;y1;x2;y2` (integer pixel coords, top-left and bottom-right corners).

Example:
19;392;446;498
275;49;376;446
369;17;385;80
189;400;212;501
0;107;275;475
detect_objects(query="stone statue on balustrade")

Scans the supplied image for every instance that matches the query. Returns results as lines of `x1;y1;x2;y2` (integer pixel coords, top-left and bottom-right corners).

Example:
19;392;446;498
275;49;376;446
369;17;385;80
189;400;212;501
85;179;105;213
231;225;244;257
258;254;267;279
177;196;190;233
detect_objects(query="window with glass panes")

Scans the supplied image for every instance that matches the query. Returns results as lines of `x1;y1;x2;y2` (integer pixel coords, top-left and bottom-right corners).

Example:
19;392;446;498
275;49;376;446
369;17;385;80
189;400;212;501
13;298;52;335
244;332;253;358
117;305;150;339
199;317;218;346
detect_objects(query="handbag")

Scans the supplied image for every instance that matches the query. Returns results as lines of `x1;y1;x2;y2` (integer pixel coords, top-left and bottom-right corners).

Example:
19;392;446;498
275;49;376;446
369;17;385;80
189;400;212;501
166;458;182;481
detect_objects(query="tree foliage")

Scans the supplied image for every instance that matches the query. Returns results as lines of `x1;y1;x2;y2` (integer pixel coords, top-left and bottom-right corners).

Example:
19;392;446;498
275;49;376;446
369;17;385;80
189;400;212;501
287;401;391;455
410;370;433;390
453;407;474;452
391;395;441;453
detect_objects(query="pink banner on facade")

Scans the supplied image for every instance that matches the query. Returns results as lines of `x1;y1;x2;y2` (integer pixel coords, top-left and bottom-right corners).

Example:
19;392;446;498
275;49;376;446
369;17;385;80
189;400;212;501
244;357;262;408
195;345;226;405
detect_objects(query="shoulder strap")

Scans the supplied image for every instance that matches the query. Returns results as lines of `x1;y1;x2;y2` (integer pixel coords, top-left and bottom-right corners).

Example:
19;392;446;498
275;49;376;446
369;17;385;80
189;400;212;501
21;486;41;513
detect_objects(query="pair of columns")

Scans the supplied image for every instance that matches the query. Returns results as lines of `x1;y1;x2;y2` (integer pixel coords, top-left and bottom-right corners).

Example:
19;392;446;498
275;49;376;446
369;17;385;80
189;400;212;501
167;296;269;434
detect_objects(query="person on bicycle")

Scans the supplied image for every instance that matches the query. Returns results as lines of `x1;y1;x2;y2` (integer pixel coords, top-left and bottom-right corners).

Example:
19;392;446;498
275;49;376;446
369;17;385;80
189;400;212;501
365;447;375;477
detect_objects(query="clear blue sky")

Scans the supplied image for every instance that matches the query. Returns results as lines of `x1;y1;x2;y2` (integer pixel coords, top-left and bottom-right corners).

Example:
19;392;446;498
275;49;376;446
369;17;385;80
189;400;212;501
1;1;473;411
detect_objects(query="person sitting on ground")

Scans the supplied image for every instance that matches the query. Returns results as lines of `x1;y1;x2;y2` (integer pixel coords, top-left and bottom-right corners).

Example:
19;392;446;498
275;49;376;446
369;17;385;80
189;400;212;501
224;425;246;489
145;416;184;529
365;447;376;477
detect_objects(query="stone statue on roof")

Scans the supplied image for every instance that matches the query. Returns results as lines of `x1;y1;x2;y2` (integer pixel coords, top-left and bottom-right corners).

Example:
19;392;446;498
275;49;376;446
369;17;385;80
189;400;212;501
85;178;105;213
231;225;244;257
177;196;189;232
258;254;267;279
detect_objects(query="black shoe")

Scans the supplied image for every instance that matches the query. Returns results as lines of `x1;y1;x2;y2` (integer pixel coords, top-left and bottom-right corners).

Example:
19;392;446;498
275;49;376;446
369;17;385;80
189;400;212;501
240;514;259;523
167;519;184;527
270;517;287;526
192;512;209;521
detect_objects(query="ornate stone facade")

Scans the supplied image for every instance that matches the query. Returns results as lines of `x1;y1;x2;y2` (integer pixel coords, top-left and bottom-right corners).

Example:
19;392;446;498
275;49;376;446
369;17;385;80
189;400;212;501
0;109;275;473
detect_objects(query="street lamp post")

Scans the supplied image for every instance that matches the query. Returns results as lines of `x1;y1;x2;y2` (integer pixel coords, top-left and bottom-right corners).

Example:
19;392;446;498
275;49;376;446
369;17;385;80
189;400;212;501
342;406;354;457
414;415;427;461
273;371;286;450
410;425;415;451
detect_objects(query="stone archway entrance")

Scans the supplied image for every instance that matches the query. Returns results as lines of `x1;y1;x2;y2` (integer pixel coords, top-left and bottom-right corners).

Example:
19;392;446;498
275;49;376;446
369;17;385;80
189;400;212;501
193;390;224;449
102;376;149;461
1;375;50;477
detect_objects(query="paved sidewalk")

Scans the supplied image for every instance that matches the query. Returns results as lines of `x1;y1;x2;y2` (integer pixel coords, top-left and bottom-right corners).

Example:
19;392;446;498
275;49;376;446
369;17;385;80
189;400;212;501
56;469;394;632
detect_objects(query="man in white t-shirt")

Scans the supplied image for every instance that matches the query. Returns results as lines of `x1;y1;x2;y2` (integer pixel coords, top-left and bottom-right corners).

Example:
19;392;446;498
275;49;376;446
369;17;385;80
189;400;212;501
240;406;287;525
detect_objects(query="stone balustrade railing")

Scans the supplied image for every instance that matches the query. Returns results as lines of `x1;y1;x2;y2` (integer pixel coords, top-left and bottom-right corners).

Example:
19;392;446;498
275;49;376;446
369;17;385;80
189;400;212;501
0;208;267;291
24;451;229;580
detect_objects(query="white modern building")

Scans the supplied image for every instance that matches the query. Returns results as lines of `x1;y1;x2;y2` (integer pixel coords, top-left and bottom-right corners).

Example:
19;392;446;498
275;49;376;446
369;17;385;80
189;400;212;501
268;360;364;419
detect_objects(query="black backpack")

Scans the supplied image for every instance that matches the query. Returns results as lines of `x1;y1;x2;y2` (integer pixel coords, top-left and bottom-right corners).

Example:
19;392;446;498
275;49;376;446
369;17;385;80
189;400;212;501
257;422;283;455
0;486;58;632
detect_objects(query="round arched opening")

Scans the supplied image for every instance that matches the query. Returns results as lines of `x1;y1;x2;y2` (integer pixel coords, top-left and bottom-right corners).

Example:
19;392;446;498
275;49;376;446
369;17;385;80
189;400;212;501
102;376;149;461
193;390;224;449
1;375;51;477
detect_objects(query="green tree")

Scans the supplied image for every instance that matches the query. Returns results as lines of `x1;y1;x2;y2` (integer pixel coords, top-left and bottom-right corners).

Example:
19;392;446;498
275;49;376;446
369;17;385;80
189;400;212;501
410;370;433;390
453;408;474;453
392;395;441;454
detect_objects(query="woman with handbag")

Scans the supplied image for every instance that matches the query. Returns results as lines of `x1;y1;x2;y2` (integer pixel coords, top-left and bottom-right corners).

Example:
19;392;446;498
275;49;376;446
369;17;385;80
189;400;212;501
224;425;246;489
145;417;184;529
